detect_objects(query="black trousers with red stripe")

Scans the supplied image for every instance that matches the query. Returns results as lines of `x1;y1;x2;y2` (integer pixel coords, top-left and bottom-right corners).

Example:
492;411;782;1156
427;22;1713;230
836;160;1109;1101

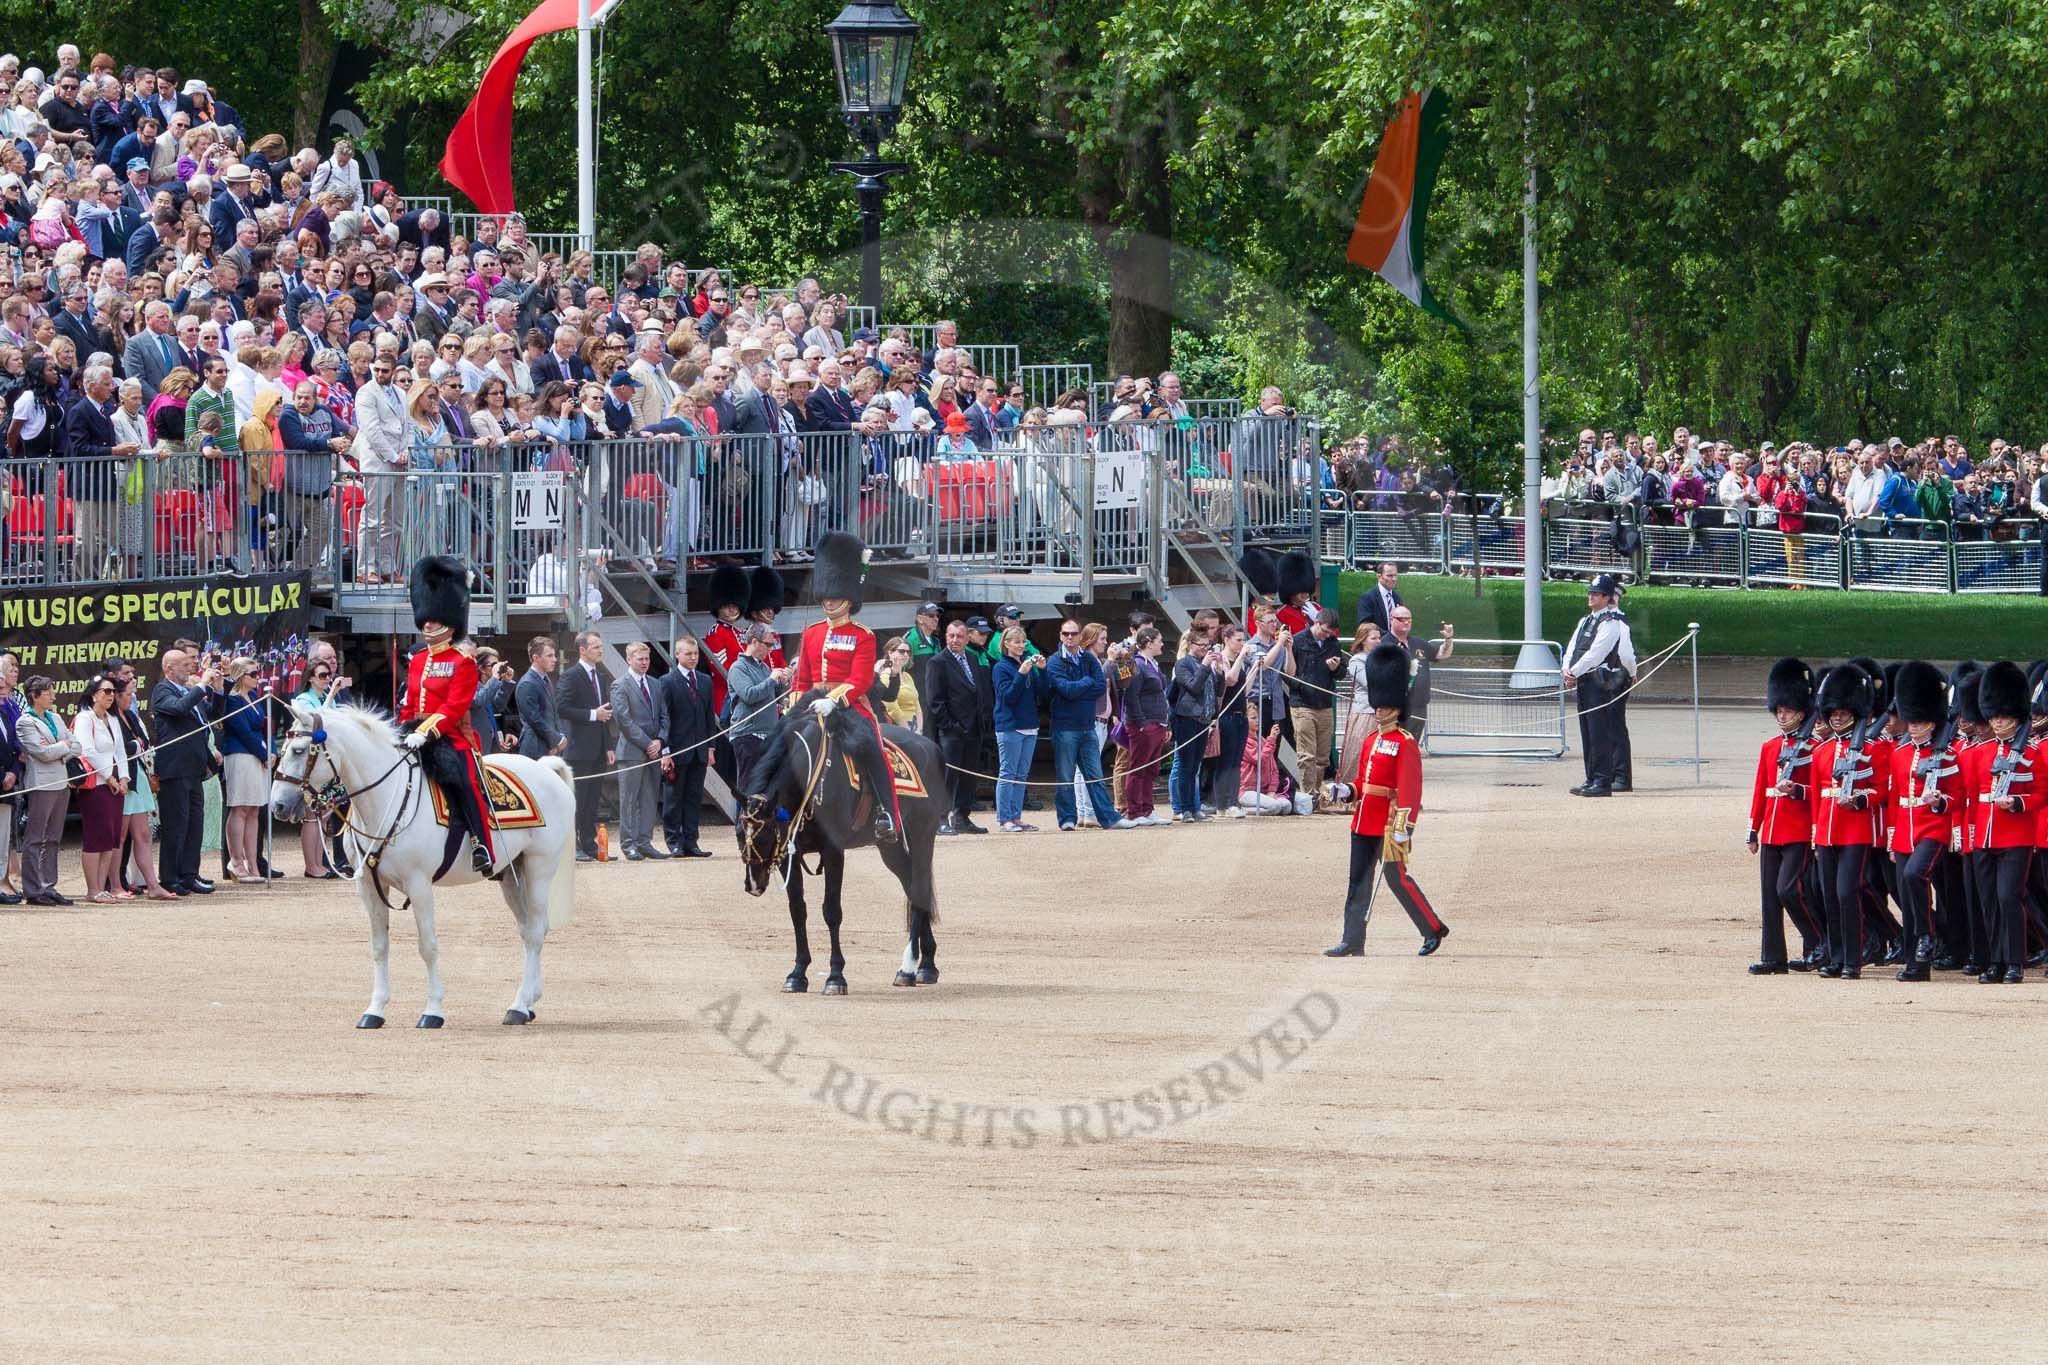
1816;844;1869;971
1340;832;1444;948
1758;842;1818;964
1893;839;1945;955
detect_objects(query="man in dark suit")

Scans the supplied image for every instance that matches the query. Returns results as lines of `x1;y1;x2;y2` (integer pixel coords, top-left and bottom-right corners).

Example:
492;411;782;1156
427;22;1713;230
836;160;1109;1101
660;635;717;858
557;629;615;861
207;164;260;245
963;378;1002;449
1356;561;1404;634
530;325;594;388
395;207;451;254
52;283;108;362
515;636;566;760
602;371;640;437
924;619;992;834
125;207;175;278
151;646;224;895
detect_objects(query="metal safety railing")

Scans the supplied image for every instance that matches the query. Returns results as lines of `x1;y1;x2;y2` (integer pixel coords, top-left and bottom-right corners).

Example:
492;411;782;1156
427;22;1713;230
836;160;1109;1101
1316;498;2048;595
1017;362;1094;411
1418;638;1567;759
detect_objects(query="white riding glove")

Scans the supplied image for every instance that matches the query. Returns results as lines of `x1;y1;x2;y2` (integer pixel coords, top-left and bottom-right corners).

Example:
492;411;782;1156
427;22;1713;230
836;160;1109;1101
404;730;429;750
810;697;837;719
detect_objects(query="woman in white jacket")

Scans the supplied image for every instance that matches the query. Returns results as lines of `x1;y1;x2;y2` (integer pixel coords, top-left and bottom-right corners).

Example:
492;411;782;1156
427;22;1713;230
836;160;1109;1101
308;139;364;212
71;672;132;903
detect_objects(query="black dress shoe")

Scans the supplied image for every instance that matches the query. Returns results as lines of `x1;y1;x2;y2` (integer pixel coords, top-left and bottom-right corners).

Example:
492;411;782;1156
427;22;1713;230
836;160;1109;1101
1570;784;1612;798
1787;957;1816;972
46;892;74;906
1896;963;1931;982
1609;783;1633;793
640;846;671;860
1322;942;1363;957
1417;934;1444;956
25;893;57;906
936;822;957;836
1963;961;1985;977
575;851;596;863
624;849;645;862
1818;964;1842;978
956;819;989;834
2028;949;2048;969
1841;968;1861;979
1980;966;2004;984
1934;954;1960;970
682;847;713;858
1882;940;1905;965
1748;961;1789;975
332;861;356;879
472;846;495;875
2006;966;2025;984
189;877;215;894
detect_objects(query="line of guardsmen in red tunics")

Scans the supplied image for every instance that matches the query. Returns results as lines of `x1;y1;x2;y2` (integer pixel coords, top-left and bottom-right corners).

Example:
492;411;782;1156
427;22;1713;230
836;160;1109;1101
1748;655;2048;983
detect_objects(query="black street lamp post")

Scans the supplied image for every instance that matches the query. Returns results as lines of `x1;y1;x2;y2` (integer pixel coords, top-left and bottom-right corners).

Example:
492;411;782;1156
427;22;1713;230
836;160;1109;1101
825;0;920;320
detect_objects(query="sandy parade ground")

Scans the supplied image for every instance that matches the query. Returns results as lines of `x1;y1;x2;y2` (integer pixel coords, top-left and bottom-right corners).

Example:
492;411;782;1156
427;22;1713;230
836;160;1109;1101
9;701;2048;1361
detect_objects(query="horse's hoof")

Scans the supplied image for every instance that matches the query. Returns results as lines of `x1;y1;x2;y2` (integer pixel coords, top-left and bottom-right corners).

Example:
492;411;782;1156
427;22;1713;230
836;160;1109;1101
892;970;916;988
356;1013;384;1029
502;1008;532;1025
822;977;848;996
416;1014;444;1029
783;974;808;993
915;966;939;986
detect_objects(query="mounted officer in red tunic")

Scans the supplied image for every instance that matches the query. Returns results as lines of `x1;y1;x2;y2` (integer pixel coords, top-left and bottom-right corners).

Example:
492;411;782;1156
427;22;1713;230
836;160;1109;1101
1323;641;1449;957
790;530;902;846
399;555;497;876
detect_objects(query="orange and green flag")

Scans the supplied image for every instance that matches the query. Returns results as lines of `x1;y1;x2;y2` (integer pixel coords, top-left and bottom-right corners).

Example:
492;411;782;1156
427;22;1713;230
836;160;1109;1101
1347;88;1457;326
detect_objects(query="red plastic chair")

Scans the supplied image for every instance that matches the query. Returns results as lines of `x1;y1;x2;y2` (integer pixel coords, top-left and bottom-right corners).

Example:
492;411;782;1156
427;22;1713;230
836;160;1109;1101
622;472;668;518
335;484;366;544
154;488;201;568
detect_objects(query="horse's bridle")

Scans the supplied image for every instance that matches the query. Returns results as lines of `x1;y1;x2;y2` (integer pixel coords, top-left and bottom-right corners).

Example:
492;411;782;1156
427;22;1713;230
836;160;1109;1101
274;723;425;906
740;725;832;887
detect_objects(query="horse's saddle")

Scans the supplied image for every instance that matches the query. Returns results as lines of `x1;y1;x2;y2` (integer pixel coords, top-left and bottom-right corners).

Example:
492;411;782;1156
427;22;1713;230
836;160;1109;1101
845;739;929;799
427;760;548;830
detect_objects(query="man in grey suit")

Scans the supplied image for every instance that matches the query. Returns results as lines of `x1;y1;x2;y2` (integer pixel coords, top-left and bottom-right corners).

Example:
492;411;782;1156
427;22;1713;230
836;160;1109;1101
610;641;669;860
515;636;567;760
121;300;181;402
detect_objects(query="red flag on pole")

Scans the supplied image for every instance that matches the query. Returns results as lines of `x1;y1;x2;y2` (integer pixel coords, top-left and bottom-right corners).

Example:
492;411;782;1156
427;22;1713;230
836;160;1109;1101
439;0;619;214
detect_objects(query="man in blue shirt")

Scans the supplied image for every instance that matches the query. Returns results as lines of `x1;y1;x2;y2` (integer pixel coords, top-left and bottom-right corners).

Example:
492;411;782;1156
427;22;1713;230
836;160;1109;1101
1044;620;1131;833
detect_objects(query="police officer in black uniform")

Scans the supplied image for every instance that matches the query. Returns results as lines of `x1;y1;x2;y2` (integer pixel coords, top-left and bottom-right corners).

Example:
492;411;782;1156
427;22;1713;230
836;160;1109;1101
1560;572;1637;797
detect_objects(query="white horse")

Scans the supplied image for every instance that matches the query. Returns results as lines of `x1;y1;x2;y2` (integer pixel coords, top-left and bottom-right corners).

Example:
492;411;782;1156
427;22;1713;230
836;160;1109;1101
269;699;578;1029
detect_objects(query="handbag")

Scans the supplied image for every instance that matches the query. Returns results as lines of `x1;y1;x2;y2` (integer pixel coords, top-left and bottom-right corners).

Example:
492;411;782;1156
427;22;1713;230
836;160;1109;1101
1203;725;1222;759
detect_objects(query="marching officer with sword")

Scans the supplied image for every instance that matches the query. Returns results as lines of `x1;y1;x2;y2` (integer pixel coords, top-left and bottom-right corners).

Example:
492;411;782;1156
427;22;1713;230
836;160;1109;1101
1561;573;1637;797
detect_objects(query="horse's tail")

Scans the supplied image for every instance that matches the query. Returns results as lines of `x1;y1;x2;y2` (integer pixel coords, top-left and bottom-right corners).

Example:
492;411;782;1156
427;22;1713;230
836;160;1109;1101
540;756;578;930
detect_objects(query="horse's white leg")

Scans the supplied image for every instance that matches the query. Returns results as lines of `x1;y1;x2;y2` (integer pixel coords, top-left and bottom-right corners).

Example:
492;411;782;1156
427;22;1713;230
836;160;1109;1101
413;885;446;1027
901;939;917;975
499;857;545;1023
359;880;391;1028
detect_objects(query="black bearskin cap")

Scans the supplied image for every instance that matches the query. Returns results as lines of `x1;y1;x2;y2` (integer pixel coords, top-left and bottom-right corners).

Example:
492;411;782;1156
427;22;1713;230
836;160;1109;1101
748;564;785;616
812;530;867;612
1364;642;1412;712
1765;657;1812;714
1955;663;1985;726
409;555;469;641
1277;548;1318;602
1238;548;1279;600
1848;656;1886;715
1814;663;1873;721
707;563;750;616
1893;661;1947;727
1881;661;1904;716
1979;661;2029;722
2027;661;2048;717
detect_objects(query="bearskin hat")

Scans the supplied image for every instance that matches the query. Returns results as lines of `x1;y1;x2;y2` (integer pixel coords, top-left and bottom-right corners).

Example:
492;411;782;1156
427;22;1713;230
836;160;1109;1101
1276;548;1318;603
1765;657;1812;714
1979;660;2029;722
1814;662;1873;721
1893;661;1948;727
1848;656;1886;715
409;555;470;641
812;530;867;612
1238;547;1280;600
707;562;750;617
1881;661;1904;717
1954;662;1985;726
1364;641;1412;713
748;564;785;616
2027;661;2048;716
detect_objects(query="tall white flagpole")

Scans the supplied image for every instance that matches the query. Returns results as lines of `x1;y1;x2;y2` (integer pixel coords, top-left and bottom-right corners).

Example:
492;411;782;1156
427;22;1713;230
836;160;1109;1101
1514;85;1556;683
576;0;595;245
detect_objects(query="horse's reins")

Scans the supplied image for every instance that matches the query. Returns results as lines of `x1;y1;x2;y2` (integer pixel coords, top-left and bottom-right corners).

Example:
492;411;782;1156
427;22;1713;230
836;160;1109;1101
743;722;833;887
277;731;423;911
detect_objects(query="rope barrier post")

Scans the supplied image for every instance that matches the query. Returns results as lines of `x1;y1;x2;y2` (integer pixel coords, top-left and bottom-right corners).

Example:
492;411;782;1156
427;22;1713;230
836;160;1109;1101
1689;622;1701;785
264;683;275;890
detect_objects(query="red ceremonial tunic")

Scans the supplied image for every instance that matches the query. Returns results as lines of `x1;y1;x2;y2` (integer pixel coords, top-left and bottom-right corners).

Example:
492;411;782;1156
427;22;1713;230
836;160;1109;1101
1748;731;1815;846
1960;735;2044;850
791;618;878;718
1277;602;1319;637
1807;730;1892;847
703;620;744;717
401;645;482;751
1348;721;1422;838
1887;738;1962;852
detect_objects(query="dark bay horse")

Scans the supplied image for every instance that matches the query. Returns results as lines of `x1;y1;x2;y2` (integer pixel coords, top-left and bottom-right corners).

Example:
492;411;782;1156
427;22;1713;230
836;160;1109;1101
735;691;944;994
